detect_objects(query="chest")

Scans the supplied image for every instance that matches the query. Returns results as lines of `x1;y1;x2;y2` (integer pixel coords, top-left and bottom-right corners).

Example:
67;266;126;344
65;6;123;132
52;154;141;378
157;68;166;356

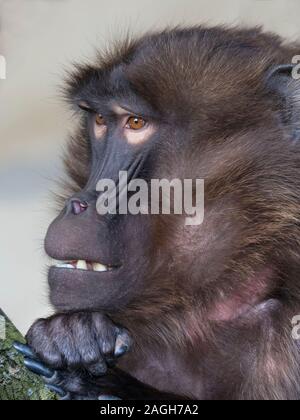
119;346;205;399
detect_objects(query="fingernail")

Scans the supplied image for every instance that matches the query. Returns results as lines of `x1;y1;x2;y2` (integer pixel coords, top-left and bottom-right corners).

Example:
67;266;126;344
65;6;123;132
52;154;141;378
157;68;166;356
98;395;122;400
114;344;129;358
13;342;37;359
24;358;54;379
46;384;67;398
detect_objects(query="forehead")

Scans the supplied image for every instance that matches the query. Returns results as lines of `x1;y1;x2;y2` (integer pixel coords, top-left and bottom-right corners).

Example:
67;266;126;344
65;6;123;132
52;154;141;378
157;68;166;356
66;28;273;128
73;63;157;117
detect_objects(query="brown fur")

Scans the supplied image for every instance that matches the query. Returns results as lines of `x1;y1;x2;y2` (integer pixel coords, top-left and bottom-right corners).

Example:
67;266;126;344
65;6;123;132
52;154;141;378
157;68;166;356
27;25;300;400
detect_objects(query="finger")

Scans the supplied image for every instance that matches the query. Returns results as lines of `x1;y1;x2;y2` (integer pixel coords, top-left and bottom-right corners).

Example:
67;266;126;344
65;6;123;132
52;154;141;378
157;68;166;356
114;329;132;358
13;342;37;359
46;384;69;399
24;358;55;379
60;393;72;401
86;359;108;377
92;313;117;359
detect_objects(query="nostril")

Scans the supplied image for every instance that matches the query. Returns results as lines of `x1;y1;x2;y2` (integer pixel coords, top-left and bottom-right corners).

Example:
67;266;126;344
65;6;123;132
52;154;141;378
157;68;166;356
71;200;89;215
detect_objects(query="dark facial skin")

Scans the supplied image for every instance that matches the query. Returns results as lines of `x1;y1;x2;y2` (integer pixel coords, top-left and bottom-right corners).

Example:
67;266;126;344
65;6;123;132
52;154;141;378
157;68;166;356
17;26;300;400
46;90;160;311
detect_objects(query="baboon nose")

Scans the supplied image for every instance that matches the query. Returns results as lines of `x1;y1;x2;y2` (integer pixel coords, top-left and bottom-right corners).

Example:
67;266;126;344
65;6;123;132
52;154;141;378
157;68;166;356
70;199;89;215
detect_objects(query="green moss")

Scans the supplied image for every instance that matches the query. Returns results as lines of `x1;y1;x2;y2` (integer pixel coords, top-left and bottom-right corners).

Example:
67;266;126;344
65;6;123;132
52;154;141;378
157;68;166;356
0;309;57;400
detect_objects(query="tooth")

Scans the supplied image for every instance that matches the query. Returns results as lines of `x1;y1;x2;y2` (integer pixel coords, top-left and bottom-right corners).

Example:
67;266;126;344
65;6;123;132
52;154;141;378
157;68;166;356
93;263;108;272
55;263;73;269
77;260;87;270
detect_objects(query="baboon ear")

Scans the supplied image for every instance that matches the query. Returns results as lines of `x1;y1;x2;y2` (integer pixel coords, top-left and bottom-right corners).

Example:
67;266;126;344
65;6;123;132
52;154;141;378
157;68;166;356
266;64;300;140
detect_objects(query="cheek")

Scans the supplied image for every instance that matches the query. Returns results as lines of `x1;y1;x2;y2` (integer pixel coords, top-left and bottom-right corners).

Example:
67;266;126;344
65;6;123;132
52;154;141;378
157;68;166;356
125;126;156;145
94;124;107;140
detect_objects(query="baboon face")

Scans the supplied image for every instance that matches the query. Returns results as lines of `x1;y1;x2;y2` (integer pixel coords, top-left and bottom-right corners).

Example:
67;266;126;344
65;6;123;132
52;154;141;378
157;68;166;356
45;28;300;322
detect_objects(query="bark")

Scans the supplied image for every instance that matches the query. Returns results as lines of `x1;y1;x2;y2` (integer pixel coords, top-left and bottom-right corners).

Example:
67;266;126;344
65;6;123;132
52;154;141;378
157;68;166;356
0;309;56;400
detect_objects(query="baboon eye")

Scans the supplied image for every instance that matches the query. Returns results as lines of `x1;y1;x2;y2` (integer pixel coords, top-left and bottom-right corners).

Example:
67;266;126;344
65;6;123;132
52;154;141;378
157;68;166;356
94;114;107;139
126;116;146;130
95;114;106;126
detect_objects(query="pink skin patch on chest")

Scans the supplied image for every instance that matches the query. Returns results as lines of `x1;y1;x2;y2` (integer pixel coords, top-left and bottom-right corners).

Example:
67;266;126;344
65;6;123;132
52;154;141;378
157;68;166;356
208;267;275;322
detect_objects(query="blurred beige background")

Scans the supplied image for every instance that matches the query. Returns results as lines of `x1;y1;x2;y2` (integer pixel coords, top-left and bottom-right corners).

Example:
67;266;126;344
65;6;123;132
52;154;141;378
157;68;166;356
1;0;300;335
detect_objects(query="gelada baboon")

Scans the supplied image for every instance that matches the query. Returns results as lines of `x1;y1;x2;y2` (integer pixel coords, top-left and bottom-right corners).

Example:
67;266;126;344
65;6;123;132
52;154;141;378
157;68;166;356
15;25;300;400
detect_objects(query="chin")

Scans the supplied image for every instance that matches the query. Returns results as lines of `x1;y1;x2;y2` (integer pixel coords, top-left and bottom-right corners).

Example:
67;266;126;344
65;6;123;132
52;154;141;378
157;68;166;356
48;261;136;312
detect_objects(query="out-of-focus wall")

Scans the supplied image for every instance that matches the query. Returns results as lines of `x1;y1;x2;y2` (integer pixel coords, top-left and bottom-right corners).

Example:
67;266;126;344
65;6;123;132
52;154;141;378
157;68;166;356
1;0;300;334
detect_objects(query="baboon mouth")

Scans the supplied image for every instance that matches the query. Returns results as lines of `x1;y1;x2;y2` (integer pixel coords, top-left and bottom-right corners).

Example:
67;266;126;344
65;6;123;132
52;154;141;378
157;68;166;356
53;260;121;273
